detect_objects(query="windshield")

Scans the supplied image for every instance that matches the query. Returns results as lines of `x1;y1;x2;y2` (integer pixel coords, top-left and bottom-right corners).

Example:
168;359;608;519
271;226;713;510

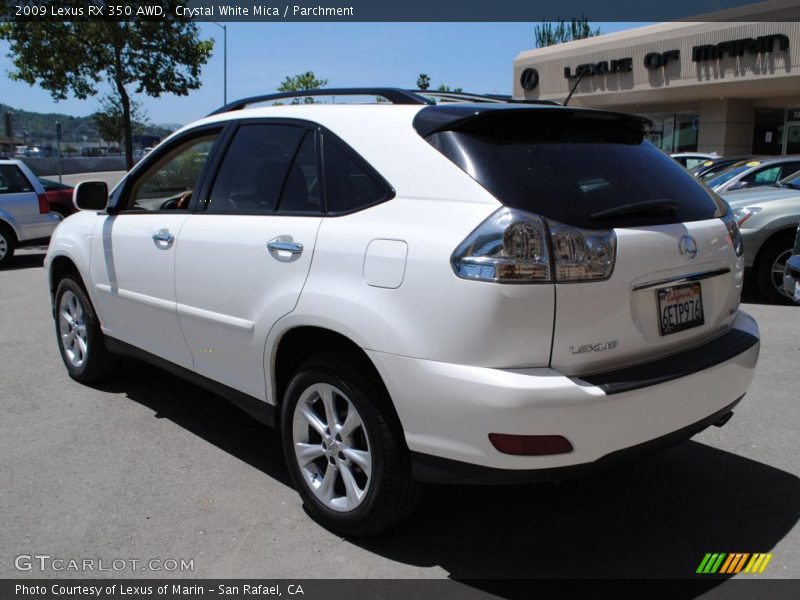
423;110;726;229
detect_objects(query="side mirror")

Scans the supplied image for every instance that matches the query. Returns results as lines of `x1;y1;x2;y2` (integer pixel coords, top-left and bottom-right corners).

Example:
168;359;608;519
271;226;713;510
73;181;109;211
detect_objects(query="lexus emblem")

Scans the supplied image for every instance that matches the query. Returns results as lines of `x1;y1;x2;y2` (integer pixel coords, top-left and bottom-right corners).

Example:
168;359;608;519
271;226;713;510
679;235;698;260
520;67;539;91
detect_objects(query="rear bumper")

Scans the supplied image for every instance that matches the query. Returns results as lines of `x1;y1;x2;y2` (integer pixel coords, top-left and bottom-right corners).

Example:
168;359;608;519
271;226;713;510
367;310;759;479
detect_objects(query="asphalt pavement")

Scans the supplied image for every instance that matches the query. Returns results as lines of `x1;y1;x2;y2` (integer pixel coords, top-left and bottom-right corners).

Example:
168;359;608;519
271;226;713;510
1;246;798;587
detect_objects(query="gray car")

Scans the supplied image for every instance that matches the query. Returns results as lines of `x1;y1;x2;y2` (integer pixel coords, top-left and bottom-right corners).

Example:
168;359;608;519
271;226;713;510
705;156;800;194
783;225;800;303
722;171;800;303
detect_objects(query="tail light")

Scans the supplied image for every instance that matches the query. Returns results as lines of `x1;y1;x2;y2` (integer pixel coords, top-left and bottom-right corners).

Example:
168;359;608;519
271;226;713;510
722;210;744;257
37;193;49;214
451;207;616;283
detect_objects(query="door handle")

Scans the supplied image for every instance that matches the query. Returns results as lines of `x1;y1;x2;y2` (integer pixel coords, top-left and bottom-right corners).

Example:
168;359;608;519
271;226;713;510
267;237;303;262
152;229;175;245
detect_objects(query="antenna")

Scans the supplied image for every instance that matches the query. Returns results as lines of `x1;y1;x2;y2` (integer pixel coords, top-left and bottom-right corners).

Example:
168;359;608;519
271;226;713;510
564;72;586;106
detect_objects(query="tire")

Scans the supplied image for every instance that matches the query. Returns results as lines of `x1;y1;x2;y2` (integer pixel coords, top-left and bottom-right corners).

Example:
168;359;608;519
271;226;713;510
281;353;422;536
54;277;116;382
0;223;16;266
50;204;71;220
754;233;795;305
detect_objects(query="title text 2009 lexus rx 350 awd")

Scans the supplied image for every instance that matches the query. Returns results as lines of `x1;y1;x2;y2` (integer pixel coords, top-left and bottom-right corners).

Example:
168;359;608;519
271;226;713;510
45;89;759;536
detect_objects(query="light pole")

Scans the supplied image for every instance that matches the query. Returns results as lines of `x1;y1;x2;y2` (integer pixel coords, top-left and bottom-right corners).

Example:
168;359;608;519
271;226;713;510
211;22;227;106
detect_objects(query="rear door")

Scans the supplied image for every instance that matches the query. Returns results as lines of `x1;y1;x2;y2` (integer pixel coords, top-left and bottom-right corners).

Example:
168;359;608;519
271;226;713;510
175;121;322;400
420;108;741;376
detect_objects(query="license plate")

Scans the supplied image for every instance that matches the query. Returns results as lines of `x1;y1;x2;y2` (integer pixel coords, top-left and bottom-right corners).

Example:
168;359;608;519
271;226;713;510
657;282;704;336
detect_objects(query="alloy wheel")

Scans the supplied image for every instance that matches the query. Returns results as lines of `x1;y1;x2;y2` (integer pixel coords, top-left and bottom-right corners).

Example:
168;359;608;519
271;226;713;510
771;249;792;298
291;383;372;512
58;290;88;368
0;234;7;261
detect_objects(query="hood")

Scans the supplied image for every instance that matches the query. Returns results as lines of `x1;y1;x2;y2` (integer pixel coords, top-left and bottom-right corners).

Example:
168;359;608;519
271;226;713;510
722;186;800;207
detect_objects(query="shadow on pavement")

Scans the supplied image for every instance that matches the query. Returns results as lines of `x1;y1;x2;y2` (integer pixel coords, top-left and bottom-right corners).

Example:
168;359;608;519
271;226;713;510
2;251;45;271
92;361;292;487
93;361;799;598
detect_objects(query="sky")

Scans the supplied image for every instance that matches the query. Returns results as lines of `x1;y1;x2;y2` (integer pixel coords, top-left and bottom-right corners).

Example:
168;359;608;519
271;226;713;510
0;22;648;126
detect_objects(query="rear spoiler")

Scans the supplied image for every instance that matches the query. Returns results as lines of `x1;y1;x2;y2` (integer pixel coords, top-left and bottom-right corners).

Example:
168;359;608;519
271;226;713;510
412;104;653;138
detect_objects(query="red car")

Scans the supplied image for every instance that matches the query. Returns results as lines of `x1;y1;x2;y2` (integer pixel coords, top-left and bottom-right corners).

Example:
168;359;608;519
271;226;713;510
38;177;75;218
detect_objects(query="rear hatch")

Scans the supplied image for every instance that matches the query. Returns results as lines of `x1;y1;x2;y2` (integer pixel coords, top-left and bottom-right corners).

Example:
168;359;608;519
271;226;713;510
417;105;743;376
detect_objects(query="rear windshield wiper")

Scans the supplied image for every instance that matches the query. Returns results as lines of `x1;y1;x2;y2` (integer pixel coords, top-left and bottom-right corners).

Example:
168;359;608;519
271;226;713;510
590;200;679;221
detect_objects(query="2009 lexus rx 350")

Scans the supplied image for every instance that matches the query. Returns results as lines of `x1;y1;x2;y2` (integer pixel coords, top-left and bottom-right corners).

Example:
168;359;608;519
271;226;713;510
45;89;760;536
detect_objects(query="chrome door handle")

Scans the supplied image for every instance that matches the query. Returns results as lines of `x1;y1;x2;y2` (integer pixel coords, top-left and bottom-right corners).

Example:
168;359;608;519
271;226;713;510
267;238;304;262
267;241;303;254
152;229;175;245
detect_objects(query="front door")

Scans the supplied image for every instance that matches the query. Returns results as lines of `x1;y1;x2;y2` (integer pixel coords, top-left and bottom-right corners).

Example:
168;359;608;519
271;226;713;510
175;122;322;400
90;130;222;368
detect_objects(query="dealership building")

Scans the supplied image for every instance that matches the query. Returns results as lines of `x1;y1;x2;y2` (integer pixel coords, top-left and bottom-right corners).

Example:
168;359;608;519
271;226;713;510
513;0;800;156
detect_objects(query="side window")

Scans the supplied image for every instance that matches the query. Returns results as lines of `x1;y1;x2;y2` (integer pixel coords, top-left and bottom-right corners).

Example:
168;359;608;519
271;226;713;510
206;124;307;214
127;133;219;211
745;166;781;185
0;165;33;194
323;136;391;214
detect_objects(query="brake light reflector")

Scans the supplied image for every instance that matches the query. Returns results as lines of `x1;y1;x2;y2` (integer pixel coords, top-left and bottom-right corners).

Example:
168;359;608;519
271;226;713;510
37;193;49;214
489;433;574;456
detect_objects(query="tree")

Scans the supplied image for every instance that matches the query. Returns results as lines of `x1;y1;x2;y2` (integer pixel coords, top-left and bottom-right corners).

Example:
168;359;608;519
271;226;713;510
94;95;149;147
416;73;431;90
277;71;328;103
436;84;464;93
0;14;213;169
534;17;601;48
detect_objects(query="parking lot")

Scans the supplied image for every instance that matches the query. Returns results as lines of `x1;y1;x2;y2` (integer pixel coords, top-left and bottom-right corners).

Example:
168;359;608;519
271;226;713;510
1;240;799;583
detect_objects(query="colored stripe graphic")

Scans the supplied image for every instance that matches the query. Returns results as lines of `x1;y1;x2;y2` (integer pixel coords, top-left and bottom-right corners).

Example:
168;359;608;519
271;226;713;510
699;553;772;574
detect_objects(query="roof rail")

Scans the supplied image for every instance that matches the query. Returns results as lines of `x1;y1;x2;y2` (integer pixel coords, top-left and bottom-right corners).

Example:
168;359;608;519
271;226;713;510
208;87;434;115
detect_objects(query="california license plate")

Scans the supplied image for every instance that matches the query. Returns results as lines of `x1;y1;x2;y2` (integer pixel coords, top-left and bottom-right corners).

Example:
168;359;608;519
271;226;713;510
657;282;704;336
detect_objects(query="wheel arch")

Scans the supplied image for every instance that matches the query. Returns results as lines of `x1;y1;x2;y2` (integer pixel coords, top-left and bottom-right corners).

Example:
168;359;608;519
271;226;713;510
269;325;405;438
753;226;796;266
0;215;20;244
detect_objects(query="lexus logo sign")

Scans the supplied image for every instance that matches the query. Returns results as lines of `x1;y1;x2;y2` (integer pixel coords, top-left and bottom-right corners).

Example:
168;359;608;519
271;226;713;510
520;67;539;91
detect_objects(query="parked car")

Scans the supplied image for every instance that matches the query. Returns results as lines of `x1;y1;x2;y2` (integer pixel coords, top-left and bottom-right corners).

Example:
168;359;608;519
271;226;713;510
0;159;61;265
723;170;800;303
690;156;754;180
45;89;760;535
671;152;719;169
704;156;800;194
38;177;76;219
782;225;800;303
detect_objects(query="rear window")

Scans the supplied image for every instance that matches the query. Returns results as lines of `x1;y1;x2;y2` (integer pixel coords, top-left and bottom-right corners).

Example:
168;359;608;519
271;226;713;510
423;110;726;229
0;164;34;194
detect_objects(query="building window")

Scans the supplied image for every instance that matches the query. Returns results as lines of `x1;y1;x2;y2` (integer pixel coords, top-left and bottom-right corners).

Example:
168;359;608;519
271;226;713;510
643;112;698;153
752;108;785;156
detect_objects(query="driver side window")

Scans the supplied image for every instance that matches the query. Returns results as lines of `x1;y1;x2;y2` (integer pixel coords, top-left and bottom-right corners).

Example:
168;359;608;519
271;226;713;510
127;133;219;211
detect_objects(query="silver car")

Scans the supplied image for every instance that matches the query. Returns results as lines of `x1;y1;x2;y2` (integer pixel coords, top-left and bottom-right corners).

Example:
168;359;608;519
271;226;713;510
722;171;800;303
0;159;61;266
705;156;800;194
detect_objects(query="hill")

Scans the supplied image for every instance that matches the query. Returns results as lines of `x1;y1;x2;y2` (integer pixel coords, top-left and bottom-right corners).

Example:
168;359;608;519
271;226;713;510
0;102;175;147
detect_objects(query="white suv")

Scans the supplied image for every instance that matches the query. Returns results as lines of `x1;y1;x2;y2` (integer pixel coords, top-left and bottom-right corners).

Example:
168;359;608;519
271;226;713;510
45;89;760;536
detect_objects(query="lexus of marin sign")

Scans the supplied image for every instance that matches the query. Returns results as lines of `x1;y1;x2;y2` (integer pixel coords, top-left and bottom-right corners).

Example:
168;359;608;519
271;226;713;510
556;33;790;80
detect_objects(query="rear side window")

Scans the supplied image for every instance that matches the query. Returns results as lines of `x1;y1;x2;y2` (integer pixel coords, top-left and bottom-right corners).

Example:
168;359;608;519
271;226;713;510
206;124;308;214
424;110;725;229
0;165;33;194
323;136;392;214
